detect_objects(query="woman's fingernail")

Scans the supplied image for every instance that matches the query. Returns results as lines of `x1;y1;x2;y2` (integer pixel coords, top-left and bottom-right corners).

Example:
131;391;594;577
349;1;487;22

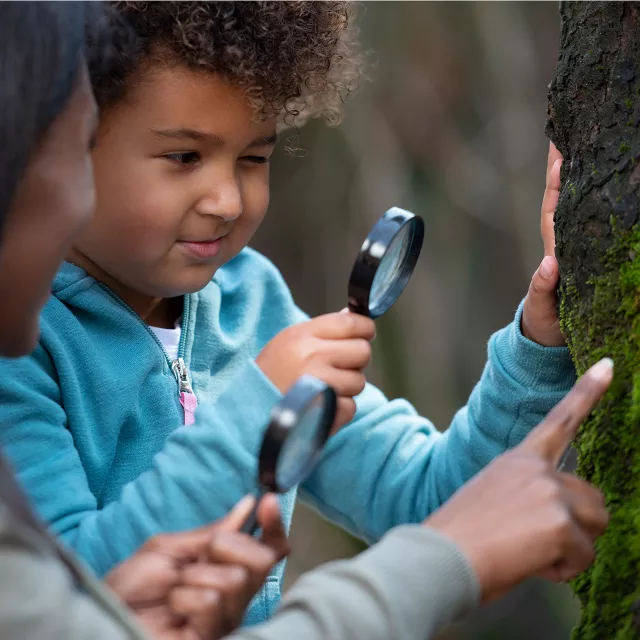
588;358;614;382
552;159;562;172
540;256;554;279
234;495;255;513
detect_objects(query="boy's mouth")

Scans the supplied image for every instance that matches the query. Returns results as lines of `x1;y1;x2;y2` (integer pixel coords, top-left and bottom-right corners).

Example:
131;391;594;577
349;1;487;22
176;237;225;261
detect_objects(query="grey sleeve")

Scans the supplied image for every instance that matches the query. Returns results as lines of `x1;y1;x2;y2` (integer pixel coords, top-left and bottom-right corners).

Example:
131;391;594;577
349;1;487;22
0;503;136;640
229;525;480;640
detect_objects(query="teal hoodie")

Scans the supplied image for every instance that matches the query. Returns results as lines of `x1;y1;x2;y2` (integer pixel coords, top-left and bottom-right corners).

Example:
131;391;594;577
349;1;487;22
0;247;575;625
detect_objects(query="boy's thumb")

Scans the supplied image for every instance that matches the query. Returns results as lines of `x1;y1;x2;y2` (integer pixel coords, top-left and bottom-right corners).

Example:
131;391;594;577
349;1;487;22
522;256;565;347
529;256;558;301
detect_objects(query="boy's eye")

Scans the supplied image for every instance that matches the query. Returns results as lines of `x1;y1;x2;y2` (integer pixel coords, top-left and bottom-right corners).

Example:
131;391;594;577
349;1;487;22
241;155;270;165
164;152;201;165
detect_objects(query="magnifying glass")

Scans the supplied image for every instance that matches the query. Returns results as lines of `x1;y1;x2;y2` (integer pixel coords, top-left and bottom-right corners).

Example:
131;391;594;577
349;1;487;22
348;207;424;318
241;375;337;534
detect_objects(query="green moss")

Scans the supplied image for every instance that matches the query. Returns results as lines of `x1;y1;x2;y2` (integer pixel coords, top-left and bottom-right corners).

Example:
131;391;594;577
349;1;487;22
560;224;640;639
625;98;634;110
568;182;578;198
620;142;632;154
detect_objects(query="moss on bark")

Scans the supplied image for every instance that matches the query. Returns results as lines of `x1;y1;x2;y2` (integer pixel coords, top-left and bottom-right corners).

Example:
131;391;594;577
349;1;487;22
547;2;640;638
560;225;640;639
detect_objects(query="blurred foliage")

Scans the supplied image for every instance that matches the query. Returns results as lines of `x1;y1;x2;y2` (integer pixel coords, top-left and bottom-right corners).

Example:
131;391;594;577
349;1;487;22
253;2;577;638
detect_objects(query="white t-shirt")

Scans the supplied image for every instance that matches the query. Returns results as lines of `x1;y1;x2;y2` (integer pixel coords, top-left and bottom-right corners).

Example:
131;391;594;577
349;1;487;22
150;320;182;362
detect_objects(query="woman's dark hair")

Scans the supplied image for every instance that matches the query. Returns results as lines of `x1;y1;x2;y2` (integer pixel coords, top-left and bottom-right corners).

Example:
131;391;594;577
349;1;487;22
0;2;83;227
0;2;128;231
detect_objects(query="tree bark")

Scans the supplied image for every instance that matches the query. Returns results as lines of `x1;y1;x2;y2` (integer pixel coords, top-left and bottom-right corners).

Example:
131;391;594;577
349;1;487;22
547;2;640;638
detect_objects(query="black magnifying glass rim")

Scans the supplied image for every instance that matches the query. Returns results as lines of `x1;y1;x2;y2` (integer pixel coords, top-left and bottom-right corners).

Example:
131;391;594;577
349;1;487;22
257;374;337;494
347;207;424;319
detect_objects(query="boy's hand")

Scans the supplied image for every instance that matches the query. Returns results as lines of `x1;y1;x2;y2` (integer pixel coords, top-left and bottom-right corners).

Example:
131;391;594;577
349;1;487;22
424;357;612;604
540;142;563;257
521;142;564;347
257;312;376;429
105;494;289;640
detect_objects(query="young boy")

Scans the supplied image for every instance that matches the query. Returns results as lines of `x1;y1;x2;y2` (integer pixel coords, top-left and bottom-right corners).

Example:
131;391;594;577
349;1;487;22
0;1;575;626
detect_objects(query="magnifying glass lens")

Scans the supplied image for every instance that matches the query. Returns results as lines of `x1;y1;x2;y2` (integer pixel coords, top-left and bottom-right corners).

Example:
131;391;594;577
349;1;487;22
275;396;326;490
369;224;413;311
242;377;336;535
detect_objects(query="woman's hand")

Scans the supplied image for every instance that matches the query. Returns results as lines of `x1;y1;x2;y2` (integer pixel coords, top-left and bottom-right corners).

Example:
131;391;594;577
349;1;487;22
106;494;289;639
424;357;612;603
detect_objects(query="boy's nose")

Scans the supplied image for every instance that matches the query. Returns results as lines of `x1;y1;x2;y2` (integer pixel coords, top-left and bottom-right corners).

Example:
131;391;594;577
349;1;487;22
195;181;243;221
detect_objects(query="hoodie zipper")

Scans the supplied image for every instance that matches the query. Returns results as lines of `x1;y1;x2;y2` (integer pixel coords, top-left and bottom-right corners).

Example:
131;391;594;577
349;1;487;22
172;358;193;394
97;284;198;425
171;357;198;425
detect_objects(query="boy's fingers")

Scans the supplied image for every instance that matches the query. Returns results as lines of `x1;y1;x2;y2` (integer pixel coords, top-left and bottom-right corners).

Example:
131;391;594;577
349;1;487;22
317;367;366;398
546;141;563;182
521;358;613;465
527;256;559;304
522;256;563;347
542;158;562;257
331;397;357;434
310;312;376;341
523;255;559;319
326;339;372;370
542;142;563;257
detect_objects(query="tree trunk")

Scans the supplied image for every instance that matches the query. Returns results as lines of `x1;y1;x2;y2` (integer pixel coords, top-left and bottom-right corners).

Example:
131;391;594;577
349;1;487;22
546;2;640;638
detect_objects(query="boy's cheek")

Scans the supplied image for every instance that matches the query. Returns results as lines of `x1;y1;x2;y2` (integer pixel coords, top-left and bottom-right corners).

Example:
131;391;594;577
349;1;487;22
94;171;189;238
228;210;268;255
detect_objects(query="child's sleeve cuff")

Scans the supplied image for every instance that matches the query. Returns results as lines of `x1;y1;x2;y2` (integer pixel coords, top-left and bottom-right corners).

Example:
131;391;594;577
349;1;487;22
491;300;576;393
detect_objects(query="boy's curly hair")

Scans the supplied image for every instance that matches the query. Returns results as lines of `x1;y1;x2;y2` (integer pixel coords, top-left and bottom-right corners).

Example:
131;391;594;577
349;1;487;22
93;1;364;127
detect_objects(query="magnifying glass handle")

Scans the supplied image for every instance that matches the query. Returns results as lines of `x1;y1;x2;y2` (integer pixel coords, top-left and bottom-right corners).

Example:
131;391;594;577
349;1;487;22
240;491;265;535
240;504;259;535
347;300;365;316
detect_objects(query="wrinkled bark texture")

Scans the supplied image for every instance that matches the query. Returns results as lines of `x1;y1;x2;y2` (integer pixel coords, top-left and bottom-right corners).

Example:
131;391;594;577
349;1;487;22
547;2;640;638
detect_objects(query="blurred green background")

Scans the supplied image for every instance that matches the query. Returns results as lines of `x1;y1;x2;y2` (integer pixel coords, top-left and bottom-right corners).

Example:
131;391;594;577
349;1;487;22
253;2;579;638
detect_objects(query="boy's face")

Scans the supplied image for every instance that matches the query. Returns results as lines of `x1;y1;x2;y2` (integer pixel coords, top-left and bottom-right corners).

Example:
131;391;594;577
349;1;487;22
73;65;277;298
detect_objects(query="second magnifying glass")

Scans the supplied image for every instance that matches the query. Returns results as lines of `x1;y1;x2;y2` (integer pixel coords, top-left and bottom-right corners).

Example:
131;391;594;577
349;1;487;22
241;375;337;534
348;207;424;318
